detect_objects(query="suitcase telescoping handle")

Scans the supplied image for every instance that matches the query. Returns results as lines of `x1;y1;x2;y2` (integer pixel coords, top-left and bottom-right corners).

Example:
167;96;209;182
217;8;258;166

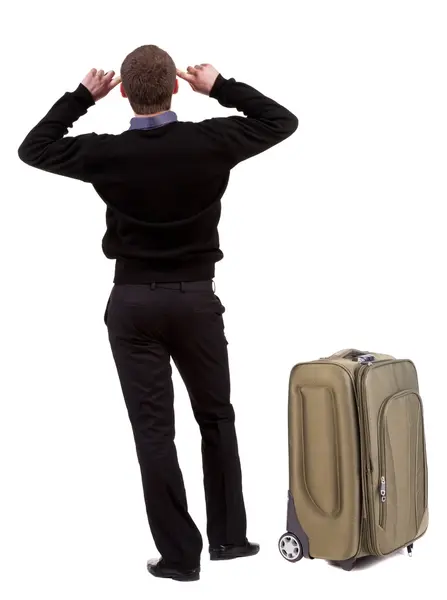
328;349;375;363
329;349;368;359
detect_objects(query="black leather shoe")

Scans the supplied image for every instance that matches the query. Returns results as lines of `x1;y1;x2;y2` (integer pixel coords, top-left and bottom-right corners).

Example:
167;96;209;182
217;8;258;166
209;540;260;561
146;558;200;582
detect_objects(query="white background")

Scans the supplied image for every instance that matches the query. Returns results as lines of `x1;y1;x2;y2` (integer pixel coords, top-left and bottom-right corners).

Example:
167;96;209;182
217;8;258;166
1;0;446;598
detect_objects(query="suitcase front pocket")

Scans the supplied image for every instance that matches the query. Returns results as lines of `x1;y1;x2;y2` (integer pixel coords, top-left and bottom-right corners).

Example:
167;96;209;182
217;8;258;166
376;390;427;551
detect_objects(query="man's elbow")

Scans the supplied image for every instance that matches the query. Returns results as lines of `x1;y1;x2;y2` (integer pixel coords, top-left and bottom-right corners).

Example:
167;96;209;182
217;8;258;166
272;112;299;142
285;112;299;136
18;141;33;166
18;140;43;167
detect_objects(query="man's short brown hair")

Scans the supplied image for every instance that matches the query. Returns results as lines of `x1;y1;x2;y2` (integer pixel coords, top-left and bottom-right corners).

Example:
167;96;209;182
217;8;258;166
121;45;176;115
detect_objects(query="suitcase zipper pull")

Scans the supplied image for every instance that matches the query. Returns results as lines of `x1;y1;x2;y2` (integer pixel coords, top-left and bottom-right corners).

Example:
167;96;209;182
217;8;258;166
380;476;386;502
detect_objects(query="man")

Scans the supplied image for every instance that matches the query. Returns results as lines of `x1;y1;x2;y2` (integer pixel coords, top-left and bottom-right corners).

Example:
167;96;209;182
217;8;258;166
18;45;298;582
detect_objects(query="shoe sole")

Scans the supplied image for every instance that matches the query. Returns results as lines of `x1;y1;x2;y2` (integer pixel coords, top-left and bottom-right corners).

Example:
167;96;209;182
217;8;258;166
210;548;260;561
170;573;200;582
148;568;200;582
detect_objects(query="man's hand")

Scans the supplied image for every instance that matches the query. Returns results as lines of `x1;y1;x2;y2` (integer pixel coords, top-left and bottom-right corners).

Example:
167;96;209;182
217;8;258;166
81;69;121;102
176;64;220;95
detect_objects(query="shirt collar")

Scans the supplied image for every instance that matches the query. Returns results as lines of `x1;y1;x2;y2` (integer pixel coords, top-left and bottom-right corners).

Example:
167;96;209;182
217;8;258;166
129;111;177;130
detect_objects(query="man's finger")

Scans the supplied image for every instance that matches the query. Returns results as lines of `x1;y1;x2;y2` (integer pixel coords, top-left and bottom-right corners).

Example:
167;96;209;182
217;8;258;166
187;66;198;76
97;69;105;78
105;70;120;90
104;70;115;82
110;75;121;89
176;68;194;82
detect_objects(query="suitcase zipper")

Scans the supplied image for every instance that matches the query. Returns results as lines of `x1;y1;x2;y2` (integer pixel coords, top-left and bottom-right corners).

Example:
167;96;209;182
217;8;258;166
356;364;375;554
377;398;390;529
355;360;395;554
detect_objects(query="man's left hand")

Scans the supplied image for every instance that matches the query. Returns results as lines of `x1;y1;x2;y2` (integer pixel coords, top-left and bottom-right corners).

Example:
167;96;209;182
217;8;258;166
81;69;121;102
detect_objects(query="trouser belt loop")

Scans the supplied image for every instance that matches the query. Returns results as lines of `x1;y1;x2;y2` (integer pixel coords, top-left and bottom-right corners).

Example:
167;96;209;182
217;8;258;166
150;282;156;291
180;282;186;293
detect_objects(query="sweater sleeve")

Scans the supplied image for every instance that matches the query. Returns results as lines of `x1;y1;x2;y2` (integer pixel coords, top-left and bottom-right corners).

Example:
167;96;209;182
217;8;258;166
18;84;109;182
198;74;298;168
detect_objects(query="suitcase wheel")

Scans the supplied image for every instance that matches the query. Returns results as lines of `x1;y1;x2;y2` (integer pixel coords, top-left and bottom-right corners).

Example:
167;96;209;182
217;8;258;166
278;533;303;562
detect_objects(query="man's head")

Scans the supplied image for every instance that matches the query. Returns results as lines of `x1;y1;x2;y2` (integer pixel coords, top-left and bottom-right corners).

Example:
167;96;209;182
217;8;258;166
120;45;178;115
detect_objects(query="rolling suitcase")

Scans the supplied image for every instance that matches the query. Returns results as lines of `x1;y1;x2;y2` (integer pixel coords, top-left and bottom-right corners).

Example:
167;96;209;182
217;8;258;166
279;349;428;570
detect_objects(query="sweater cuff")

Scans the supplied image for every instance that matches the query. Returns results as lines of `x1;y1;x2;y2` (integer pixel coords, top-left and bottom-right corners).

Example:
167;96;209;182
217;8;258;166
72;83;96;108
210;74;229;98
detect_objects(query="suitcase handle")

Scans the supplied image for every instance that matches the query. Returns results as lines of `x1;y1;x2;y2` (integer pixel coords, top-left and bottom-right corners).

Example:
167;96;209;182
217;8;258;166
328;348;370;360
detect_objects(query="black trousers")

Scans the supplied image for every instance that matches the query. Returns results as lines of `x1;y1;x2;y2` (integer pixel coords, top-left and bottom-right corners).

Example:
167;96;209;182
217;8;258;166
104;281;247;569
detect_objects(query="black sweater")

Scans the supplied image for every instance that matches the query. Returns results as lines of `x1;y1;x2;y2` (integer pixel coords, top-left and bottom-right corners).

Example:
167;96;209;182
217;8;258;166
18;75;298;283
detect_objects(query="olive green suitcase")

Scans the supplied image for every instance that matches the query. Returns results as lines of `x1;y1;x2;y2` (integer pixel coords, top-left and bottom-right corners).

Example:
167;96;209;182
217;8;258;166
279;349;429;570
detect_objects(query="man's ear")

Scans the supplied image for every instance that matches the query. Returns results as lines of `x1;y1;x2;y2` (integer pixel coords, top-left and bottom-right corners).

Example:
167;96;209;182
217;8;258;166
120;82;127;98
173;79;179;95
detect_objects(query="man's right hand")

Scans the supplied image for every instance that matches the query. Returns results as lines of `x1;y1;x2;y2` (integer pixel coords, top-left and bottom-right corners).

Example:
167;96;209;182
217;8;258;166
81;68;121;102
176;64;220;95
